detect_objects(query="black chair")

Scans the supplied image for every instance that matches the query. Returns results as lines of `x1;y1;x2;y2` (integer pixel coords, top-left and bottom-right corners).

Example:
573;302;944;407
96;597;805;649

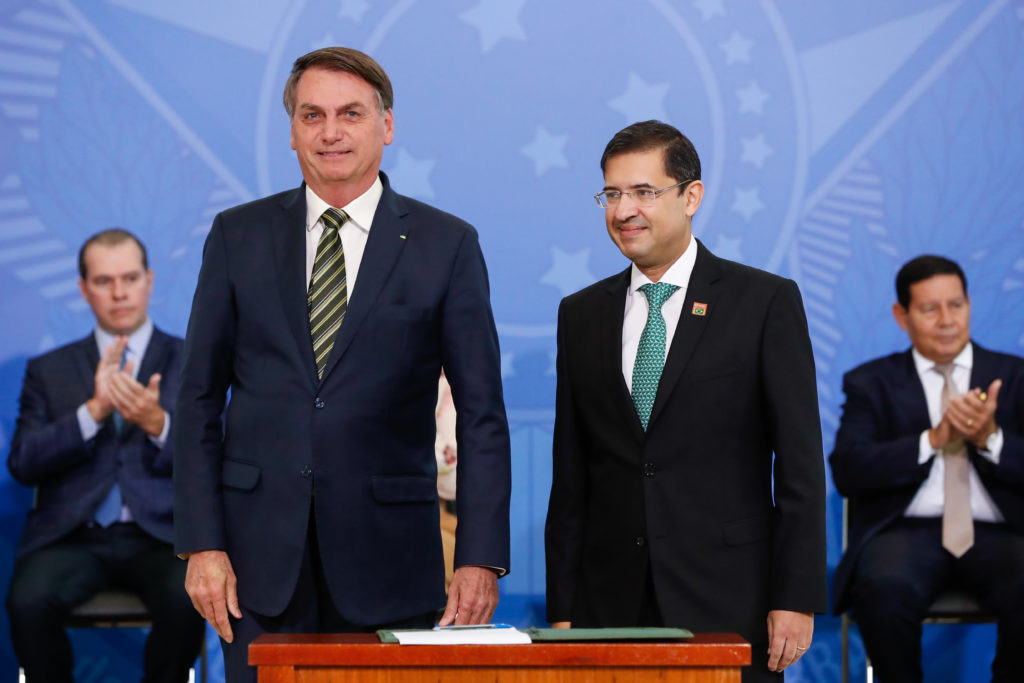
18;589;208;683
839;499;997;683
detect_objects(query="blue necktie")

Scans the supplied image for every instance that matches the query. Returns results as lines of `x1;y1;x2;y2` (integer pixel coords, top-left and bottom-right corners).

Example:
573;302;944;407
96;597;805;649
96;347;127;526
631;282;679;431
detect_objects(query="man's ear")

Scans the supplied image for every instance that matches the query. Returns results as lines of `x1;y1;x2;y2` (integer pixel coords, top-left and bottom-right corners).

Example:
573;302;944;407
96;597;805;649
892;302;910;332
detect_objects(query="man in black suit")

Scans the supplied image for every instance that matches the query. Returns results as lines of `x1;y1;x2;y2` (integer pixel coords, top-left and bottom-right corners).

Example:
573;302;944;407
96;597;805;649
831;255;1024;682
174;47;511;683
545;121;827;682
6;229;204;682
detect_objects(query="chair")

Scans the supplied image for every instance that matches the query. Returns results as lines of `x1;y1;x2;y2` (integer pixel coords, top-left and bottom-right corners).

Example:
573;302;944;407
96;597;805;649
18;589;208;683
839;499;997;683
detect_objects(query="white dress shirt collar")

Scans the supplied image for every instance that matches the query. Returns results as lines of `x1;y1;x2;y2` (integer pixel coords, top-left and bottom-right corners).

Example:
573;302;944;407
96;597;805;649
911;341;973;378
93;318;154;378
627;235;698;294
304;176;383;234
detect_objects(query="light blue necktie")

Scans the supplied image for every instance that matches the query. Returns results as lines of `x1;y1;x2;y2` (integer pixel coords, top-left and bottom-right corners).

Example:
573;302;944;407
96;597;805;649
631;282;679;431
95;347;127;526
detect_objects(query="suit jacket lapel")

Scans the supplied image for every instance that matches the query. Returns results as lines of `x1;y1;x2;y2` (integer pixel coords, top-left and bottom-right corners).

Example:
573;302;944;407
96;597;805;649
648;239;721;430
136;327;167;383
969;341;993;388
898;349;931;431
270;185;319;384
318;173;407;384
73;335;99;396
602;268;645;440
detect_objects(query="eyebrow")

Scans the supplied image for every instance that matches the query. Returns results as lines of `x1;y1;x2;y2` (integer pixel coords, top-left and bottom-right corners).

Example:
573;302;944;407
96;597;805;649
602;182;656;192
297;101;365;113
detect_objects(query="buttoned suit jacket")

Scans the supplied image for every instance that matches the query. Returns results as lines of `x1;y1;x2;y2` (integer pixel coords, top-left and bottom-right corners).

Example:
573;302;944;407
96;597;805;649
546;240;828;653
829;344;1024;614
7;328;182;558
173;173;511;624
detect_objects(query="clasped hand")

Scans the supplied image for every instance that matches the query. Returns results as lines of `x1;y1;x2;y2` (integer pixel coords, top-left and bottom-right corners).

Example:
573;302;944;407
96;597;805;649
929;379;1001;451
88;336;165;436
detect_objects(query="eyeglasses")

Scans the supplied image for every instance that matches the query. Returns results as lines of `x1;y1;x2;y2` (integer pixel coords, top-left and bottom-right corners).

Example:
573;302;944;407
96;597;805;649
594;179;694;209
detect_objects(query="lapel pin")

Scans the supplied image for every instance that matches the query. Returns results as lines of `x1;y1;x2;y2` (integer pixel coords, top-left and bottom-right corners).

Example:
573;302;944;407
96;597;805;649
691;302;708;316
399;234;407;240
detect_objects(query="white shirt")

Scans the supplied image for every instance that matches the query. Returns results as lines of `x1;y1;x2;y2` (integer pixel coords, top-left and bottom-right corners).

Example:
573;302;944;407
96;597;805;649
304;177;383;299
621;237;697;387
904;343;1004;521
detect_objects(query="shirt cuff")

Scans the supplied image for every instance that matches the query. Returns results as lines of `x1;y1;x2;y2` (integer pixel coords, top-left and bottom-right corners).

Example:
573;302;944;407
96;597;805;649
918;430;934;464
77;402;100;442
149;411;170;449
977;427;1003;464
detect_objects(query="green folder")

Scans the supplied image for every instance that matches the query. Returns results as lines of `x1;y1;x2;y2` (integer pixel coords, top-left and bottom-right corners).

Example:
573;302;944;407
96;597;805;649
524;627;693;641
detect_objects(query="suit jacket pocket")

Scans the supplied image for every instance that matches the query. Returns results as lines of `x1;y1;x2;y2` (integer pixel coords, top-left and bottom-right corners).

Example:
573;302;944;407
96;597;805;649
371;475;436;503
376;303;433;323
689;364;745;385
222;459;261;491
721;515;769;546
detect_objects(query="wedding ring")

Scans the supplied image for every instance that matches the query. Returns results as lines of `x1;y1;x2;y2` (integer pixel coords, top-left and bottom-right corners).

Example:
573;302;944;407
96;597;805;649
967;418;974;427
796;646;808;651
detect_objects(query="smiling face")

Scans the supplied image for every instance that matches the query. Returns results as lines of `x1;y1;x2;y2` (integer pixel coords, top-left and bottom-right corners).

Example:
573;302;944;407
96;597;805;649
603;148;704;282
79;240;153;335
892;273;971;364
289;66;394;207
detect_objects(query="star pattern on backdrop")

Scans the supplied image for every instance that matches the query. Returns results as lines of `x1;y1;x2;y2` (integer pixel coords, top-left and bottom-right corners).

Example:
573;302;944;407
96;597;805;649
608;71;670;123
337;0;370;23
540;246;594;298
521;125;569;176
720;31;753;64
731;187;765;221
712;235;744;261
460;0;528;53
740;133;774;168
737;81;770;115
693;0;725;21
385;148;436;199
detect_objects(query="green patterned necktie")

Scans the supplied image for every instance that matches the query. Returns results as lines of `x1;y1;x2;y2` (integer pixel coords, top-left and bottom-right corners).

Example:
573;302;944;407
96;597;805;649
631;282;679;431
309;208;349;379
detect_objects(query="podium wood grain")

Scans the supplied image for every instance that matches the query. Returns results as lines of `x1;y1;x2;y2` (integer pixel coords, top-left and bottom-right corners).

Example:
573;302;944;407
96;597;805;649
250;632;750;682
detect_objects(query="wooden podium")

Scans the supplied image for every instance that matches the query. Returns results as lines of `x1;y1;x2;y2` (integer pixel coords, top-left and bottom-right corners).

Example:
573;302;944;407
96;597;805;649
250;632;750;682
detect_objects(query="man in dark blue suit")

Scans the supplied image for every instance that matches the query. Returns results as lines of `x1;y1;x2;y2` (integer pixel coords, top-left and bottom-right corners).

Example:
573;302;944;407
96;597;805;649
173;47;511;682
831;255;1024;682
6;229;205;682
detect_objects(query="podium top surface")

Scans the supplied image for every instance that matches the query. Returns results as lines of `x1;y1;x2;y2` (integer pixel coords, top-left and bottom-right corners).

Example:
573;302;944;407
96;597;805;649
249;632;751;667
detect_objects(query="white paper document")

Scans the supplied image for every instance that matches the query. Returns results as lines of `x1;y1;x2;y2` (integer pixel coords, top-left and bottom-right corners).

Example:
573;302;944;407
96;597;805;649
393;626;532;645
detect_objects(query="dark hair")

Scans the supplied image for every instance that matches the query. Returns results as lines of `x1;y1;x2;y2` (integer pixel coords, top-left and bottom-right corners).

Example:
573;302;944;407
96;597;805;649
283;47;393;117
600;120;701;186
895;255;967;308
78;229;148;279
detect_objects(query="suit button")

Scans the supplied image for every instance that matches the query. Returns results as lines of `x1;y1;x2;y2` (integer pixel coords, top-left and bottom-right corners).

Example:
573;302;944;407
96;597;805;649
635;536;646;547
301;466;312;478
643;462;656;477
313;397;325;409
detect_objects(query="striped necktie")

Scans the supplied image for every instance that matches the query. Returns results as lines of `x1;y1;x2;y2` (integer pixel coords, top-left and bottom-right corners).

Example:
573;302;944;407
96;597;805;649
309;208;349;379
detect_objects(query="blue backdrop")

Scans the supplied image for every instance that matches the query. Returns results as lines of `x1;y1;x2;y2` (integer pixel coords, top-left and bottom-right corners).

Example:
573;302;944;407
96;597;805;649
1;1;1022;680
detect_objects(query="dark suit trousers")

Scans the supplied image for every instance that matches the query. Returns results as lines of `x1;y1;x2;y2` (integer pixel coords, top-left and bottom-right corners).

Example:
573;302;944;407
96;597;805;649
5;522;205;683
222;509;438;683
851;517;1024;683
